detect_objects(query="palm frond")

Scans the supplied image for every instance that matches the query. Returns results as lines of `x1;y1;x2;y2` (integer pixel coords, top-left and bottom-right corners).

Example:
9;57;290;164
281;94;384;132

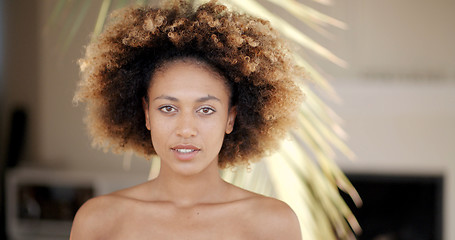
62;0;92;52
92;0;112;43
266;0;348;29
224;0;348;67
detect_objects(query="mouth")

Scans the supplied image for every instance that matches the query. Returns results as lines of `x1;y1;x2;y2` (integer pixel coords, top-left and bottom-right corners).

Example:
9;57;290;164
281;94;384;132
171;144;200;151
171;145;201;161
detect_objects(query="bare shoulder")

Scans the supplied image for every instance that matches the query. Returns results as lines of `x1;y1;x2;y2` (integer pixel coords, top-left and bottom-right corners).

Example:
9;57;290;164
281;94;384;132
244;193;302;240
69;187;140;240
229;186;302;239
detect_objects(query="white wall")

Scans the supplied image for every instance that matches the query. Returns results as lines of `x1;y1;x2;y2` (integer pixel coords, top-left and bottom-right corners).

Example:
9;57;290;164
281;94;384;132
298;0;455;80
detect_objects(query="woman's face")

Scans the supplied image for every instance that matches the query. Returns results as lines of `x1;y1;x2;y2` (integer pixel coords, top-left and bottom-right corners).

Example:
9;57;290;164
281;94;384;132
143;60;236;176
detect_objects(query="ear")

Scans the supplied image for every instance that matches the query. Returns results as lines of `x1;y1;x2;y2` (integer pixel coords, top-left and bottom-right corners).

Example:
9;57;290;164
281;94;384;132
142;97;151;130
225;106;237;134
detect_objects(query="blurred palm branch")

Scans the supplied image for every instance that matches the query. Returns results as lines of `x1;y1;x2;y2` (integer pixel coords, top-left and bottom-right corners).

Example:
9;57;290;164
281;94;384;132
49;0;362;238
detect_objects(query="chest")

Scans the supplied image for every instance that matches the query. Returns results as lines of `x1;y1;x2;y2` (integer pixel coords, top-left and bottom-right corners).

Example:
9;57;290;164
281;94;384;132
106;204;259;240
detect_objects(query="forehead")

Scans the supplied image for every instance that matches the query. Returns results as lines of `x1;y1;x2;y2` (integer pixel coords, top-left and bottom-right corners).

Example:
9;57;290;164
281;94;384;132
148;60;231;98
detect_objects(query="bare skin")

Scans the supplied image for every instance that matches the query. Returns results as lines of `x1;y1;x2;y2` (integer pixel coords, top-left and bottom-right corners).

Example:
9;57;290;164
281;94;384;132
70;169;301;239
70;60;301;239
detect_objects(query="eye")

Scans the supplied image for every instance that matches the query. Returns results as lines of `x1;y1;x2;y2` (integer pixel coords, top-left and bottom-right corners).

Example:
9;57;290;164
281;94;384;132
197;106;215;115
159;105;177;113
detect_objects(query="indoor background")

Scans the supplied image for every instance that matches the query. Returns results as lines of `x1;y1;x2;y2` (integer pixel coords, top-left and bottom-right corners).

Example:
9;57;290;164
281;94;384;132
0;0;454;239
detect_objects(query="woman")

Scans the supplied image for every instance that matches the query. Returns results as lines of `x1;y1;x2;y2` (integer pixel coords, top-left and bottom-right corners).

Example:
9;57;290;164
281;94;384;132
71;0;304;239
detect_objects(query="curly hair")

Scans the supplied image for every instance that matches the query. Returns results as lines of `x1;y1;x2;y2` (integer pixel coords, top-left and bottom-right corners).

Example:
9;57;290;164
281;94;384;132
74;0;304;168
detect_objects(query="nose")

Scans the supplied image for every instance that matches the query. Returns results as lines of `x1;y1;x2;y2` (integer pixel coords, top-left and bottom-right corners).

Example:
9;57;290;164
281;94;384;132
175;111;198;138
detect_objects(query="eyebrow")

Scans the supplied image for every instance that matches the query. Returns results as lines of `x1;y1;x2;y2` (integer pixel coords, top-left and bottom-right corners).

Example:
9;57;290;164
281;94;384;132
153;95;178;102
153;95;221;103
196;95;221;103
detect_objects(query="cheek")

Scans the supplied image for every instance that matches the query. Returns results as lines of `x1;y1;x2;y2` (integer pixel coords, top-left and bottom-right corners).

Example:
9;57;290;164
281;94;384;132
199;119;227;145
149;116;171;150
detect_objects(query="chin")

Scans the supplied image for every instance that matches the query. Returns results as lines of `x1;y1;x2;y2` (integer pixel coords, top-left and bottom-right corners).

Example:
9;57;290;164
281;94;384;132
172;166;209;177
170;158;218;177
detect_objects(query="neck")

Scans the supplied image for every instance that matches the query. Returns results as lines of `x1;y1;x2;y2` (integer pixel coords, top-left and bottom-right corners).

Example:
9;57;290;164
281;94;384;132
151;160;228;207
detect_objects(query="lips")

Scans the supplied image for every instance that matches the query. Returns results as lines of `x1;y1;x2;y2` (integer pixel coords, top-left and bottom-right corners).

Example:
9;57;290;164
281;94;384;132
171;145;200;161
